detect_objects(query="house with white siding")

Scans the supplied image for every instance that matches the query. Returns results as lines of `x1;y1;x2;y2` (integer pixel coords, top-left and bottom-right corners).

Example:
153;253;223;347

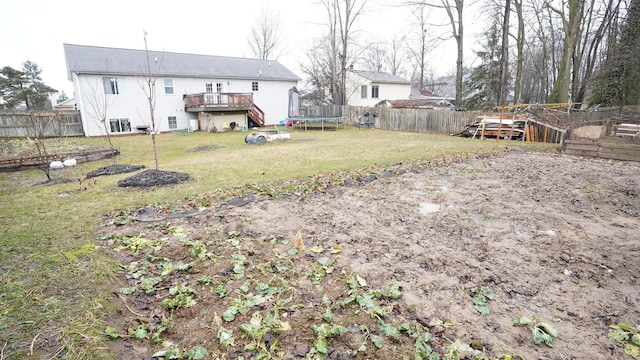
345;70;411;107
63;44;300;137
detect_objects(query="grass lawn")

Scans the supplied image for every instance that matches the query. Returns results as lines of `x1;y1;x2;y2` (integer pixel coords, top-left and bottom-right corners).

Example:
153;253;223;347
0;128;558;359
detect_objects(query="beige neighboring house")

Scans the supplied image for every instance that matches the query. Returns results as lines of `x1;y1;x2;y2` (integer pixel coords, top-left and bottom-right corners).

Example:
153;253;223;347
63;44;300;137
52;97;77;111
345;70;411;107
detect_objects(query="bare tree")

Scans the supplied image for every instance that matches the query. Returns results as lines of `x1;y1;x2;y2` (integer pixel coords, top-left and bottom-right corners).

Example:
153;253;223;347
248;6;284;60
572;0;623;104
388;35;409;77
360;43;388;72
358;35;410;77
406;3;438;90
406;0;465;105
140;31;161;170
546;0;585;104
300;34;337;105
513;0;524;104
85;77;116;151
321;0;369;105
496;0;510;106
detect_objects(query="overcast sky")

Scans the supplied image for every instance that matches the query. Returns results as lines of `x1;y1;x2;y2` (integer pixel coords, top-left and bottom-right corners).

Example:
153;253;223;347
1;0;483;99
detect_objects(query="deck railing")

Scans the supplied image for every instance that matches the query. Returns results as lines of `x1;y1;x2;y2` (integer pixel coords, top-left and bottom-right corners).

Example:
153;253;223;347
183;93;254;108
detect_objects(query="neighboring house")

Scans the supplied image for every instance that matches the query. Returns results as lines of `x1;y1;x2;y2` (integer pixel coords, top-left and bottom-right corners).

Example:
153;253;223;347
52;97;77;111
373;87;456;110
63;44;300;137
345;70;411;107
375;99;456;110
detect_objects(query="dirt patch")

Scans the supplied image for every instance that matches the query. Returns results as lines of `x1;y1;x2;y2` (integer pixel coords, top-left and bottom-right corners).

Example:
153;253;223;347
117;169;191;187
86;164;146;178
188;145;224;152
101;150;639;359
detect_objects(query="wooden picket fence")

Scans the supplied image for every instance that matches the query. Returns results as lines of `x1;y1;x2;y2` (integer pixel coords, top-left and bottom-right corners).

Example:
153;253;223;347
343;106;482;134
0;112;84;138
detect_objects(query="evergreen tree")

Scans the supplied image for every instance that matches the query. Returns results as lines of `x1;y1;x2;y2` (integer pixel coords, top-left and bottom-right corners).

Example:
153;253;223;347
464;19;502;110
0;60;56;110
590;0;640;106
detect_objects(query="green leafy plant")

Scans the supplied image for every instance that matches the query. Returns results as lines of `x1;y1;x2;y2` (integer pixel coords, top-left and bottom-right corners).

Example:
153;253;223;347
228;230;242;246
414;332;439;360
151;316;173;344
311;323;348;356
183;345;209;360
307;256;334;285
513;315;558;347
151;348;181;359
223;292;267;322
127;324;149;339
163;283;197;311
216;284;227;298
104;326;121;339
238;311;289;358
372;283;402;300
212;313;235;347
609;322;640;358
232;253;247;279
443;339;477;359
141;276;162;294
469;286;494;316
196;275;214;285
119;286;138;295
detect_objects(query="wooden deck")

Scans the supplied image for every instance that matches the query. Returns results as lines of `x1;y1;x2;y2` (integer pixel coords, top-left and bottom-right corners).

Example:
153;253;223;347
183;93;265;127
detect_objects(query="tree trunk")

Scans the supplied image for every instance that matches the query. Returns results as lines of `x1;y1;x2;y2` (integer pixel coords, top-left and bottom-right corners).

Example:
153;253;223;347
548;0;584;104
513;0;524;105
441;0;464;105
497;0;511;106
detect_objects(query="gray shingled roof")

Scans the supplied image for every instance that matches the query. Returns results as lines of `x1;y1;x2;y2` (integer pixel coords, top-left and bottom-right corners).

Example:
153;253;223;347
63;44;301;82
349;70;411;84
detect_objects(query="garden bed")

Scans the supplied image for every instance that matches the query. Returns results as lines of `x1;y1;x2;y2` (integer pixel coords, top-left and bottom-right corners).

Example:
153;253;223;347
100;150;640;359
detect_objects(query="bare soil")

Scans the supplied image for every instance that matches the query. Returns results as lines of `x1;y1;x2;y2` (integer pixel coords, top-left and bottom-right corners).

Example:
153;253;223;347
101;149;639;359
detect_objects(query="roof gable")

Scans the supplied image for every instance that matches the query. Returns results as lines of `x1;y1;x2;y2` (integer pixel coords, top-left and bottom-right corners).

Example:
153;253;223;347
349;70;410;84
63;44;301;82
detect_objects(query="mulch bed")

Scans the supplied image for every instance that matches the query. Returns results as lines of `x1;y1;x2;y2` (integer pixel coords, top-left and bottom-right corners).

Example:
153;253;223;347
86;164;145;178
117;169;190;187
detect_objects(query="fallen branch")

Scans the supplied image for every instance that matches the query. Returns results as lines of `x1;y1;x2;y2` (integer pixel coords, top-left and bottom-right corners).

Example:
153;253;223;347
116;293;147;317
29;333;40;356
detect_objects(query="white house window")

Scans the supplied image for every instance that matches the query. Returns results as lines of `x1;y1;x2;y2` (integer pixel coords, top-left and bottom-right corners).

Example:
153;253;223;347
371;85;379;99
109;118;131;133
216;82;223;93
164;79;174;94
361;85;367;99
103;77;124;94
252;81;259;91
205;82;213;93
168;116;177;129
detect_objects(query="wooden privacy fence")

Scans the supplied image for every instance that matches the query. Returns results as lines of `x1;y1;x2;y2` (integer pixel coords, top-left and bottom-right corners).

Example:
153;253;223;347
344;106;482;134
0;112;84;138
